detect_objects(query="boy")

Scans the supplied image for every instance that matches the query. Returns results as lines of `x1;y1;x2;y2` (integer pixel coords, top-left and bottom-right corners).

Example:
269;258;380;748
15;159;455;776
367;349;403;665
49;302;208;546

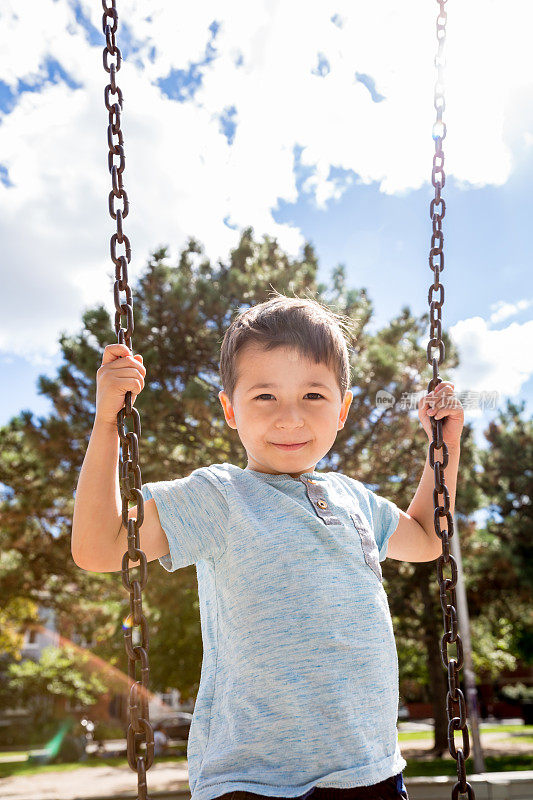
72;293;464;800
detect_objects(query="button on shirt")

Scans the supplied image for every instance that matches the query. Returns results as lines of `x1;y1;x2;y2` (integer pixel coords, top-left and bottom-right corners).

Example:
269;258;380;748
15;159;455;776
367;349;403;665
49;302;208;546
141;463;405;800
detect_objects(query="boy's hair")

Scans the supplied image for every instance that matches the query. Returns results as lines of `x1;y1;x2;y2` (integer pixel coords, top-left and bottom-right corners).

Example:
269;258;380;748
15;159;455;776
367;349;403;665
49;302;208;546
219;289;357;405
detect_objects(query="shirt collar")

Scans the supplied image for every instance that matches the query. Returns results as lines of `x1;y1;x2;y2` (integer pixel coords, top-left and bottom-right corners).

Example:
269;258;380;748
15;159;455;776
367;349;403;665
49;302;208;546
244;468;325;483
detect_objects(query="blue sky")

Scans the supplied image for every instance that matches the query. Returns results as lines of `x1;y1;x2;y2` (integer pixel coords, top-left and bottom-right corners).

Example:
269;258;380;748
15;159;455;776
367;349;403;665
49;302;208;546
1;0;532;456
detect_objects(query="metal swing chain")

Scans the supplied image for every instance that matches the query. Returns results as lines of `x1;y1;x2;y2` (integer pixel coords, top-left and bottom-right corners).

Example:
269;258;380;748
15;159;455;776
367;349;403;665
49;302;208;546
101;3;154;798
428;3;475;799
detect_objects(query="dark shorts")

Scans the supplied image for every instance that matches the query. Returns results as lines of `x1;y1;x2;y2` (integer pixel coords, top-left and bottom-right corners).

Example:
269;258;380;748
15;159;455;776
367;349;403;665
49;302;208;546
214;772;409;800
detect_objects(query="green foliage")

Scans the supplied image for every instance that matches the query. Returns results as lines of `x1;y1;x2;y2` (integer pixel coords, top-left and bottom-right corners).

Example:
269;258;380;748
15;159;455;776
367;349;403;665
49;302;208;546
478;400;533;591
0;226;530;749
500;682;533;703
467;400;533;668
4;646;108;728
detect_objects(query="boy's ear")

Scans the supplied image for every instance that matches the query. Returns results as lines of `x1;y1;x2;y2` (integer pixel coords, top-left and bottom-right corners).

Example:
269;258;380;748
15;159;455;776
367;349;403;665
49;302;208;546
338;390;353;428
218;390;237;428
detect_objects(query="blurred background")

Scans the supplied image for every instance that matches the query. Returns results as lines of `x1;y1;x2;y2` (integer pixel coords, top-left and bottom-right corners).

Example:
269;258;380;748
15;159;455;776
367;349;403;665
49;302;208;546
0;1;531;798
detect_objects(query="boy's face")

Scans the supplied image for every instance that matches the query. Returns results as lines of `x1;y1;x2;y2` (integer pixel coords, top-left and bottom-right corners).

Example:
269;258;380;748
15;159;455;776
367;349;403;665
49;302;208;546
218;344;353;479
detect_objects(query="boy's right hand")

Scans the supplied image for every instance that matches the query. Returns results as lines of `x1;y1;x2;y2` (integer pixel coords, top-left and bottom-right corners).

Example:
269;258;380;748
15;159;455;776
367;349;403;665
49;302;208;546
95;343;146;426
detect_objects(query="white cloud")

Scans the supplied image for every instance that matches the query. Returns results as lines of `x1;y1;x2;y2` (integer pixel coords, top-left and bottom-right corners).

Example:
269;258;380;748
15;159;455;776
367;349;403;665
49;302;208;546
448;315;533;408
0;0;532;365
489;298;533;324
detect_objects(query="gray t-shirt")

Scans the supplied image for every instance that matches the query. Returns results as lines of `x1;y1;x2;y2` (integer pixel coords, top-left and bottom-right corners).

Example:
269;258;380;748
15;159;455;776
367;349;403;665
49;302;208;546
141;463;405;800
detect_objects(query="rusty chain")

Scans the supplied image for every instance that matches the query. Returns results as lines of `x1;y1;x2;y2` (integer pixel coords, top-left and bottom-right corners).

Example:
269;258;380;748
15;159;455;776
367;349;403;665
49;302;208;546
101;2;153;798
428;3;475;799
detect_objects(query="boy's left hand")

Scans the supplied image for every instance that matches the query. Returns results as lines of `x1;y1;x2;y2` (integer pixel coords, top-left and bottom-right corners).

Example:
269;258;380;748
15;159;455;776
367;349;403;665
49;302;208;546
418;381;464;448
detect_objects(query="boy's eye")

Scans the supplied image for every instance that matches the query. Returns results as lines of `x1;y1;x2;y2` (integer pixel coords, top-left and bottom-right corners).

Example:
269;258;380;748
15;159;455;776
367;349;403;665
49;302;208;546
254;393;324;401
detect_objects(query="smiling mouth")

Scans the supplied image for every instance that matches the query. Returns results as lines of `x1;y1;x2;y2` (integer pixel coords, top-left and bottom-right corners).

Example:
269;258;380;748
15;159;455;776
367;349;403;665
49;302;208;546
271;441;309;449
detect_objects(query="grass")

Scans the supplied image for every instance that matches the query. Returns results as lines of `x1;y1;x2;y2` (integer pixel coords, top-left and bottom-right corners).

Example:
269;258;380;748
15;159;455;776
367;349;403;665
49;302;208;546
1;727;532;781
404;754;533;778
2;753;532;782
0;751;188;780
398;724;533;743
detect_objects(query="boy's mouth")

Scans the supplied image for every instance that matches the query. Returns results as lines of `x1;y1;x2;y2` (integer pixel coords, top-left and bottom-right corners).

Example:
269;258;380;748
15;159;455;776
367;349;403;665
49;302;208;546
271;442;308;450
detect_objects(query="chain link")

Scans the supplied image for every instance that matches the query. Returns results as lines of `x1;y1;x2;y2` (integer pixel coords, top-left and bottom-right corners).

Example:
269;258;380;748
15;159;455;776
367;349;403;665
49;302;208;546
101;3;153;798
428;3;475;799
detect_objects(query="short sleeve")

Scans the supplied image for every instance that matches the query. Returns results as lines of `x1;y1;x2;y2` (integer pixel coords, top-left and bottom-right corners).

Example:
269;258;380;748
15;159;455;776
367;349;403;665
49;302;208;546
141;467;229;572
364;488;401;562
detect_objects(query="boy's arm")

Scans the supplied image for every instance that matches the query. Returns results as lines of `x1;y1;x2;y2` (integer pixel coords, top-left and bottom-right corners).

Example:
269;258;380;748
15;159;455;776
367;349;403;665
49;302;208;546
71;418;124;569
387;443;460;562
407;442;460;548
71;417;173;573
387;381;463;563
